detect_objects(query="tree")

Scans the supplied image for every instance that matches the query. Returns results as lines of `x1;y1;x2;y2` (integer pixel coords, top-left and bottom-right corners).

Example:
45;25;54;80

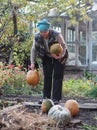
0;0;32;66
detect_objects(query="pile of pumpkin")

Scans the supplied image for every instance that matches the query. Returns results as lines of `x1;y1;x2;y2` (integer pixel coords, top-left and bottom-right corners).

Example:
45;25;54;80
41;98;79;125
26;68;79;126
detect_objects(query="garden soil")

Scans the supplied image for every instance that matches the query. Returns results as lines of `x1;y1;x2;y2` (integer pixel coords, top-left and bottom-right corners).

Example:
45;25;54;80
0;95;97;130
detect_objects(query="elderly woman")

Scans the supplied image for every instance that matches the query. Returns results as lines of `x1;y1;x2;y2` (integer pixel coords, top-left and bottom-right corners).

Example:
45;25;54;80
30;19;68;104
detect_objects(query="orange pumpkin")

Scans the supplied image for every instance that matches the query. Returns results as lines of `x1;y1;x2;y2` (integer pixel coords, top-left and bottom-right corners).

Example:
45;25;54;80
65;99;79;116
50;43;63;56
26;70;40;86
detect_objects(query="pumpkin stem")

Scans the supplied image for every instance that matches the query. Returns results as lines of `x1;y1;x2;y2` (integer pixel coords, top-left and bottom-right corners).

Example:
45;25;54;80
58;107;63;111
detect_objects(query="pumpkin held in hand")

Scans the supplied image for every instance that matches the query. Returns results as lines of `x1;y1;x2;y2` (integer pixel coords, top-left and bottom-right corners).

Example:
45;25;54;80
26;70;40;86
41;99;54;113
48;105;71;124
65;99;79;116
50;43;63;56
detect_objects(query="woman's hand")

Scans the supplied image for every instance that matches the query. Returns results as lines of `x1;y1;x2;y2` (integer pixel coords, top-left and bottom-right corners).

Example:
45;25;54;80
51;53;62;60
30;63;35;70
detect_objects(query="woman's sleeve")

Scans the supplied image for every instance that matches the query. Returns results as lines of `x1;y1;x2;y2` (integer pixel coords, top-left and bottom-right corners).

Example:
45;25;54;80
30;40;37;64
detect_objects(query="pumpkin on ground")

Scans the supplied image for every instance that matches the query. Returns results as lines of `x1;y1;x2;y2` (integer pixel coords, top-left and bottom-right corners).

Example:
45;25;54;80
65;99;79;116
50;43;63;56
41;99;54;113
26;69;40;86
48;105;71;124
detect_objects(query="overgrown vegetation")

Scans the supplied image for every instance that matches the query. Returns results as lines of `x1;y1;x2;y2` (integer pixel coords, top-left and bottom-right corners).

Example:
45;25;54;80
62;79;91;97
0;62;43;96
63;71;97;98
0;61;97;99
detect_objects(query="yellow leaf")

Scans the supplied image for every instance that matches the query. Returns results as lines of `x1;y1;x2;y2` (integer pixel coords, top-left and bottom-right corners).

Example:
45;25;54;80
69;0;77;5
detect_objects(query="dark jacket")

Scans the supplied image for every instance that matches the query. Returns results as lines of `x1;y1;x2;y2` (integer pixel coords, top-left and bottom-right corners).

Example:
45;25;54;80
35;30;59;59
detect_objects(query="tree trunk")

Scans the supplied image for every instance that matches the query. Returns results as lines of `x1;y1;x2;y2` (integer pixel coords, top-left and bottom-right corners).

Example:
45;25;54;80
8;10;17;64
13;10;17;35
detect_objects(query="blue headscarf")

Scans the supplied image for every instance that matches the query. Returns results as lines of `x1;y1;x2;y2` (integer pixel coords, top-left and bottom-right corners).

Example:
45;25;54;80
37;19;51;31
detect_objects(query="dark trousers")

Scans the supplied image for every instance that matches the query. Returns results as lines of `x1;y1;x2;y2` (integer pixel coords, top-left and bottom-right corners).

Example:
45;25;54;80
42;56;65;101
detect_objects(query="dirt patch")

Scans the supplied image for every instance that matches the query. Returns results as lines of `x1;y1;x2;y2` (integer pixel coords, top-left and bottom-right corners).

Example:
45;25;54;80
0;95;97;130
